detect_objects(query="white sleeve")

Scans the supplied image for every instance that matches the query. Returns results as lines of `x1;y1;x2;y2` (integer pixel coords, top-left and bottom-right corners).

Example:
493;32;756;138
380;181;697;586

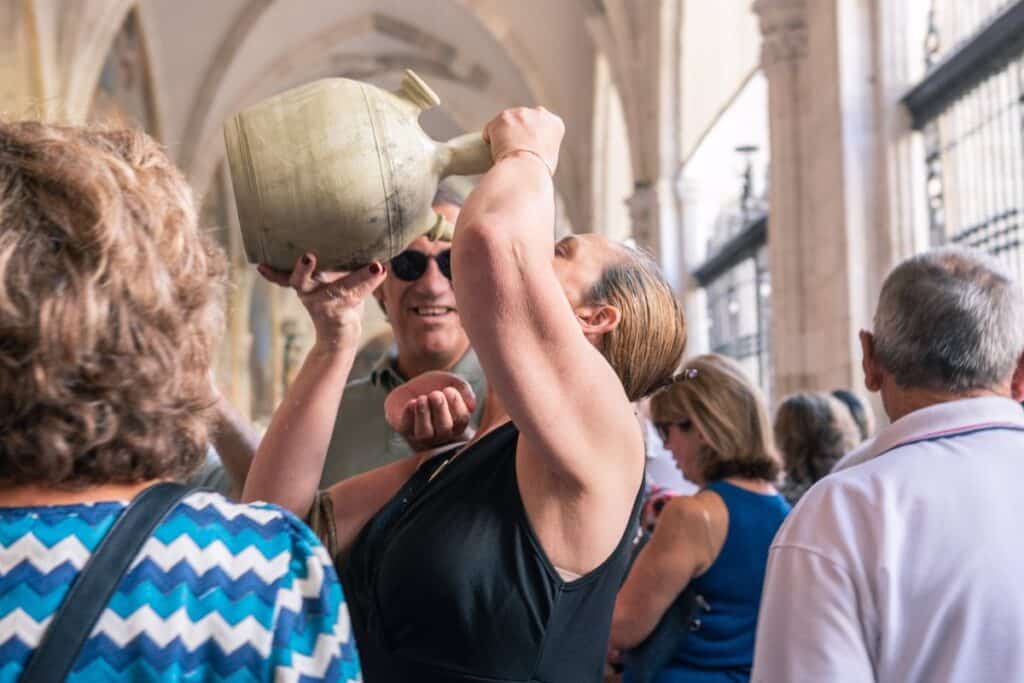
751;544;876;682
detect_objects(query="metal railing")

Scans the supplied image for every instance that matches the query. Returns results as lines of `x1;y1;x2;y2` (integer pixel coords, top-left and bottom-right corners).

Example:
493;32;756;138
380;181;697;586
905;0;1024;277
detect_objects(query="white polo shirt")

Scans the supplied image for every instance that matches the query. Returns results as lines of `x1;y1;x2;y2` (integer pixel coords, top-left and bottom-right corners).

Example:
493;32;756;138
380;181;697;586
752;396;1024;683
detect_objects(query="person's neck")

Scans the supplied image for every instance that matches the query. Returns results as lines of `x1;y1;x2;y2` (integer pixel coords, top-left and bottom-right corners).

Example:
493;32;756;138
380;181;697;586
0;480;162;508
883;383;1010;423
395;344;468;380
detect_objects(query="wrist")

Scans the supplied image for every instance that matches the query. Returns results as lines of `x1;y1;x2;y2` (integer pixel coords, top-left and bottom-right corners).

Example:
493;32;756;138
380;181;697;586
309;337;359;363
494;148;555;177
313;316;363;351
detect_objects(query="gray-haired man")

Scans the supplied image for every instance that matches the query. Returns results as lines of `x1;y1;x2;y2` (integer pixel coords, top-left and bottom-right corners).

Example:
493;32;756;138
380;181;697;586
753;247;1024;682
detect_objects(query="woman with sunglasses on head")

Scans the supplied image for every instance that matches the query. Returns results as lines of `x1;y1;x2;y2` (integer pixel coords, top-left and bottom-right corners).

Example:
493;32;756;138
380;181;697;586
610;354;790;683
244;106;687;682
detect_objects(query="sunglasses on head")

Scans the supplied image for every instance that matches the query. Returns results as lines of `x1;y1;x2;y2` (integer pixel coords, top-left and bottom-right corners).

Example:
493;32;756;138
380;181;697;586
390;249;452;282
653;419;693;443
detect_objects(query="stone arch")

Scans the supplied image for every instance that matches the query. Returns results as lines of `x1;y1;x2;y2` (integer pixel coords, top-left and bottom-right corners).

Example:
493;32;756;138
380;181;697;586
87;5;161;136
59;0;139;123
177;0;275;174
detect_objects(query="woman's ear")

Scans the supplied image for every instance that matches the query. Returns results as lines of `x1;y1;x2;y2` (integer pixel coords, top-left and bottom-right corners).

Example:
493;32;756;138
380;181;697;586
576;303;621;335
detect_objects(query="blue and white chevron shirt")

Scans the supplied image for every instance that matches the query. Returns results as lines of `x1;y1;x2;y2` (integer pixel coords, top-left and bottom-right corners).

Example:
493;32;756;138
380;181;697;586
0;491;361;682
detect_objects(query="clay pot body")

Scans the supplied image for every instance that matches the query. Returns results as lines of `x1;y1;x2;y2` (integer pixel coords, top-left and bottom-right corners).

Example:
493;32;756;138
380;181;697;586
224;70;492;271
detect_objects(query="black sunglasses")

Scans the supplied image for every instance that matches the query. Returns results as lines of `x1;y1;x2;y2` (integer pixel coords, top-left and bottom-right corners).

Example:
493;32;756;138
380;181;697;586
390;249;452;282
654;419;693;443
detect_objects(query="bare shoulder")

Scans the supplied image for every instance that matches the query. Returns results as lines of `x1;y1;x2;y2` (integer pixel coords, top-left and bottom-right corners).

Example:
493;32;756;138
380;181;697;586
659;493;717;534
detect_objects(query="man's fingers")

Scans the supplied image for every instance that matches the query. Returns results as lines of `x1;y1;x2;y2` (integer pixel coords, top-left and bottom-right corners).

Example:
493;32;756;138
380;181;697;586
399;399;417;437
442;387;471;435
428;390;454;436
456;382;477;415
413;396;434;442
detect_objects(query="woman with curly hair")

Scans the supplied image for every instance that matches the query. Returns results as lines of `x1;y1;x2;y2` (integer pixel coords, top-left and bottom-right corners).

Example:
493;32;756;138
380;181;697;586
0;121;359;682
610;353;790;683
774;392;861;505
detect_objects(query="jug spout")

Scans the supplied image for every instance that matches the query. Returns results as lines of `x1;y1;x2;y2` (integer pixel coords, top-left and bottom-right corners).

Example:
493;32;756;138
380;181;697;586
396;70;441;111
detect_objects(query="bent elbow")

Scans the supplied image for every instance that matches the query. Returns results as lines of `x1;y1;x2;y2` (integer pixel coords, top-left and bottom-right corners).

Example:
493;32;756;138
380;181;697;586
452;221;531;285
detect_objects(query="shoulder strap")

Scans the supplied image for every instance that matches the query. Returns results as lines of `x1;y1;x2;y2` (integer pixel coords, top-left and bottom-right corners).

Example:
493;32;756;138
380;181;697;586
19;482;194;683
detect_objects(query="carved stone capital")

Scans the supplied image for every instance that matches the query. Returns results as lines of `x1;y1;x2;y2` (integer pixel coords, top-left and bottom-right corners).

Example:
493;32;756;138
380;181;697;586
753;0;808;68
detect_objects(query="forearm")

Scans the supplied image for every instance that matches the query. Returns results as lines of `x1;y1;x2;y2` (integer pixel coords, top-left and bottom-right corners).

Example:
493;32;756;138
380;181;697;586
610;600;650;650
610;574;669;650
242;342;356;517
210;395;261;498
454;155;554;269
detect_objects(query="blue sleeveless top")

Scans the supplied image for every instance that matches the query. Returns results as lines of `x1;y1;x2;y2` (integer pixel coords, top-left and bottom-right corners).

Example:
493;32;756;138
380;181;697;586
667;481;789;680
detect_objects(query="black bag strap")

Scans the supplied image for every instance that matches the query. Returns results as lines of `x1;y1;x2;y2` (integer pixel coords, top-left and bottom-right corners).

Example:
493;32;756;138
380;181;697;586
19;481;194;683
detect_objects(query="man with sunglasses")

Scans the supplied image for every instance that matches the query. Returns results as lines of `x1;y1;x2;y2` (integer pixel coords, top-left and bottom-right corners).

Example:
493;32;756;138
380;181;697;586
319;185;487;486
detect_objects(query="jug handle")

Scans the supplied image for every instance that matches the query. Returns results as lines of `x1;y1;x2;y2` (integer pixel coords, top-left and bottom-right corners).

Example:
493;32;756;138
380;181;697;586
439;133;494;177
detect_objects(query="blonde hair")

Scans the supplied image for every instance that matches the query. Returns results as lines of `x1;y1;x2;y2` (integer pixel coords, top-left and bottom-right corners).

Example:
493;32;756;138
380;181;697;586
585;244;687;401
0;121;226;488
651;353;780;482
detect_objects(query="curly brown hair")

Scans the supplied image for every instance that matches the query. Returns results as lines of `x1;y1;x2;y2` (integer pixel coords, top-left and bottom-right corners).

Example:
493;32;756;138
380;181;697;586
0;121;227;489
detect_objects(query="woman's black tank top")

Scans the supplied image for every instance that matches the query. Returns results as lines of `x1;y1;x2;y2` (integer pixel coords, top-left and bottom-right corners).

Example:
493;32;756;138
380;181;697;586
339;421;643;682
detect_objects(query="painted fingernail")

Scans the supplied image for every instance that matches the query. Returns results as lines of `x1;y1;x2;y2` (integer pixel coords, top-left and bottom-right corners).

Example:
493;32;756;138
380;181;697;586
369;262;383;275
301;255;311;265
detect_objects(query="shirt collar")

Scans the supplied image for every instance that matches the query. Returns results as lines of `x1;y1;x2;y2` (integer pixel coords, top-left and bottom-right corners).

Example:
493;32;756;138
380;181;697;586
369;346;482;391
865;395;1024;460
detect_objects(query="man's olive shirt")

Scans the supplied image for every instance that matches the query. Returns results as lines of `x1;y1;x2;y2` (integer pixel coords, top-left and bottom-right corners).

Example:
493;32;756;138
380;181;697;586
319;348;487;487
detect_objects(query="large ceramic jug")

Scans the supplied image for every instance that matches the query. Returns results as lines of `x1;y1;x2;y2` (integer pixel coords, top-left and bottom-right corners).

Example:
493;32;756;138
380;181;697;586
224;70;492;271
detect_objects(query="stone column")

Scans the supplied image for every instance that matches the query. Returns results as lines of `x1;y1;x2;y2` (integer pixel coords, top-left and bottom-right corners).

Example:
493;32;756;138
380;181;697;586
616;0;690;300
0;1;45;116
675;176;710;355
755;0;813;396
754;0;886;396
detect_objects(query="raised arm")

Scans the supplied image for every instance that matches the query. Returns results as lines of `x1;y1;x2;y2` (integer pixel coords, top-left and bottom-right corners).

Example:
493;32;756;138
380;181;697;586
242;255;386;517
243;254;476;556
451;108;641;489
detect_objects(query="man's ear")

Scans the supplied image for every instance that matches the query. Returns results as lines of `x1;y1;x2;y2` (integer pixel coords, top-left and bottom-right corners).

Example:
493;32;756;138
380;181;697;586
859;330;883;392
576;303;622;336
1010;351;1024;401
